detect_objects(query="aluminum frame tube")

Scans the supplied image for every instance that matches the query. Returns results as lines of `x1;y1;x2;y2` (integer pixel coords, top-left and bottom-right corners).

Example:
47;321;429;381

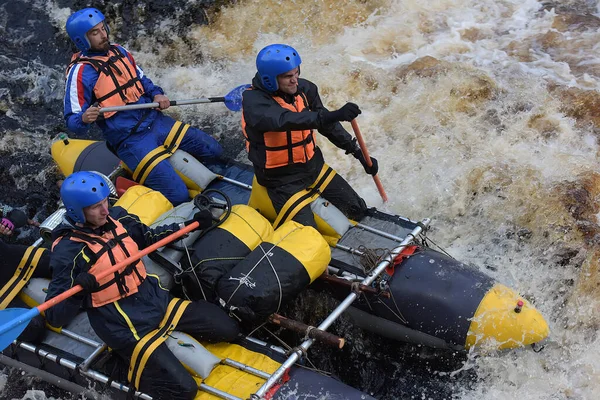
355;223;408;242
59;327;102;348
79;343;108;372
14;341;152;399
217;176;253;190
222;358;271;379
198;383;242;400
252;218;431;399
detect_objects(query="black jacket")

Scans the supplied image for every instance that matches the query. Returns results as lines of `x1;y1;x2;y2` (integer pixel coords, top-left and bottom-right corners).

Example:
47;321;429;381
45;206;181;350
242;74;356;187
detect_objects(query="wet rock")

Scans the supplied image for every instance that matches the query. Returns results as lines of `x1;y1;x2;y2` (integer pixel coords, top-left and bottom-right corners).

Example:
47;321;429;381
567;248;600;329
556;171;600;243
418;12;448;35
538;30;567;52
527;114;560;138
550;86;600;129
562;184;595;221
541;1;600;15
395;56;497;113
554;247;583;267
517;229;533;241
449;73;496;112
460;27;488;42
552;14;600;32
505;40;535;62
395;56;451;80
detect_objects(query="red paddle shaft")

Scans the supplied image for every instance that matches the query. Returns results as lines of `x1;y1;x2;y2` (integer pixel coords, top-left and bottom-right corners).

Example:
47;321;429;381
350;120;388;202
37;221;199;314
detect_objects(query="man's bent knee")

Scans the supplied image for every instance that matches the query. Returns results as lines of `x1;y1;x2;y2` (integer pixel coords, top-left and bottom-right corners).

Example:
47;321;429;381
179;373;199;400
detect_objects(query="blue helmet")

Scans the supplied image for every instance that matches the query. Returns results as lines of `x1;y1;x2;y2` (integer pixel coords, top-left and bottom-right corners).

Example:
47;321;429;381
61;171;110;224
66;8;109;52
256;44;302;92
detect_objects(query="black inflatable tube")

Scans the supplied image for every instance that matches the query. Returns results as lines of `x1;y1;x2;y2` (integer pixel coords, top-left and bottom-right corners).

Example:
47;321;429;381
343;306;464;351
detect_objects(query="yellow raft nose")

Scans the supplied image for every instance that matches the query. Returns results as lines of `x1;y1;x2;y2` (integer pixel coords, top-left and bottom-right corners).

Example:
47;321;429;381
465;283;549;350
51;137;98;176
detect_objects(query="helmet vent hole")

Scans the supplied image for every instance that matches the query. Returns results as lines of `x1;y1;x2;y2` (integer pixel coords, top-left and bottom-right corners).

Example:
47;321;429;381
88;14;93;18
285;57;290;61
91;187;97;192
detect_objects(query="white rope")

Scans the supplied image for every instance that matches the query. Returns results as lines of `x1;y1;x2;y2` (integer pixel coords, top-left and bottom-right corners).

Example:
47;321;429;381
225;227;300;310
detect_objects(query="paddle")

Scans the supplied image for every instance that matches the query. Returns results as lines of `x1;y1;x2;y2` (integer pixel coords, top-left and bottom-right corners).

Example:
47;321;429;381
99;84;250;114
0;221;201;351
350;119;388;202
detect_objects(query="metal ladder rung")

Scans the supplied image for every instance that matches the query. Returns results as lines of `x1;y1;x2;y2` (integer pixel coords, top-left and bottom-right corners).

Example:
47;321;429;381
199;358;274;400
221;358;271;380
198;383;243;400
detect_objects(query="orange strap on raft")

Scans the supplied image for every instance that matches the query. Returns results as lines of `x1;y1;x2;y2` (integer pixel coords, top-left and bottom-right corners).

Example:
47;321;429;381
385;245;418;277
264;368;291;400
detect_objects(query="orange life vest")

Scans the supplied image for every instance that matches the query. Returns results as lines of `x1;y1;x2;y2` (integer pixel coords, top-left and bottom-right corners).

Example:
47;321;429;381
67;45;145;119
52;217;147;308
242;91;316;169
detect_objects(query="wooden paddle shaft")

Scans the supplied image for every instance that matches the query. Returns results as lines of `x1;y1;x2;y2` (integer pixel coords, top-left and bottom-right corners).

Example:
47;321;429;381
269;313;345;349
350;119;388;202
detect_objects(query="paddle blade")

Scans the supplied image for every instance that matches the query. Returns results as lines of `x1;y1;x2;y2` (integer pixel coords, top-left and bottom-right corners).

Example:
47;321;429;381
0;307;40;351
224;84;250;112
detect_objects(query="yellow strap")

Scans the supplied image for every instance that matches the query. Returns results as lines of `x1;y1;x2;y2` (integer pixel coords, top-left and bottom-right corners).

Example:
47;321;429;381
114;300;141;341
273;164;336;229
128;298;191;389
0;247;45;309
132;121;190;185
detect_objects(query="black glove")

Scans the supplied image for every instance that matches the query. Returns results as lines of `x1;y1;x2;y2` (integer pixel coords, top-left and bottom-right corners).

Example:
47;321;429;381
184;209;214;230
321;102;362;125
353;148;379;176
74;272;99;292
6;209;28;228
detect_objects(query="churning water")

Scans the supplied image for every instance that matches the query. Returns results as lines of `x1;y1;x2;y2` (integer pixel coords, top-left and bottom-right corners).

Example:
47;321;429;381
1;0;600;398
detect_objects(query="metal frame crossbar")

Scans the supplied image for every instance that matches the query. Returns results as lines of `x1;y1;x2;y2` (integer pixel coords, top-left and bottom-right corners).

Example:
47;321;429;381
8;327;278;400
250;218;431;399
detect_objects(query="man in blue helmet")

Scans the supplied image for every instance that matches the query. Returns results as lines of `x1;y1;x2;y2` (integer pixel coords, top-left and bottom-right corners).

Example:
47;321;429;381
241;44;378;228
45;171;239;400
63;8;223;206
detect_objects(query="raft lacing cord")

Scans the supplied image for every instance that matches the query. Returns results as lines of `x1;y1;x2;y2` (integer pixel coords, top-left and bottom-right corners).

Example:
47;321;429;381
303;325;315;341
379;291;409;325
256;325;330;376
180;241;208;301
225;227;300;315
419;232;455;260
176;210;269;302
353;245;409;324
354;245;391;274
